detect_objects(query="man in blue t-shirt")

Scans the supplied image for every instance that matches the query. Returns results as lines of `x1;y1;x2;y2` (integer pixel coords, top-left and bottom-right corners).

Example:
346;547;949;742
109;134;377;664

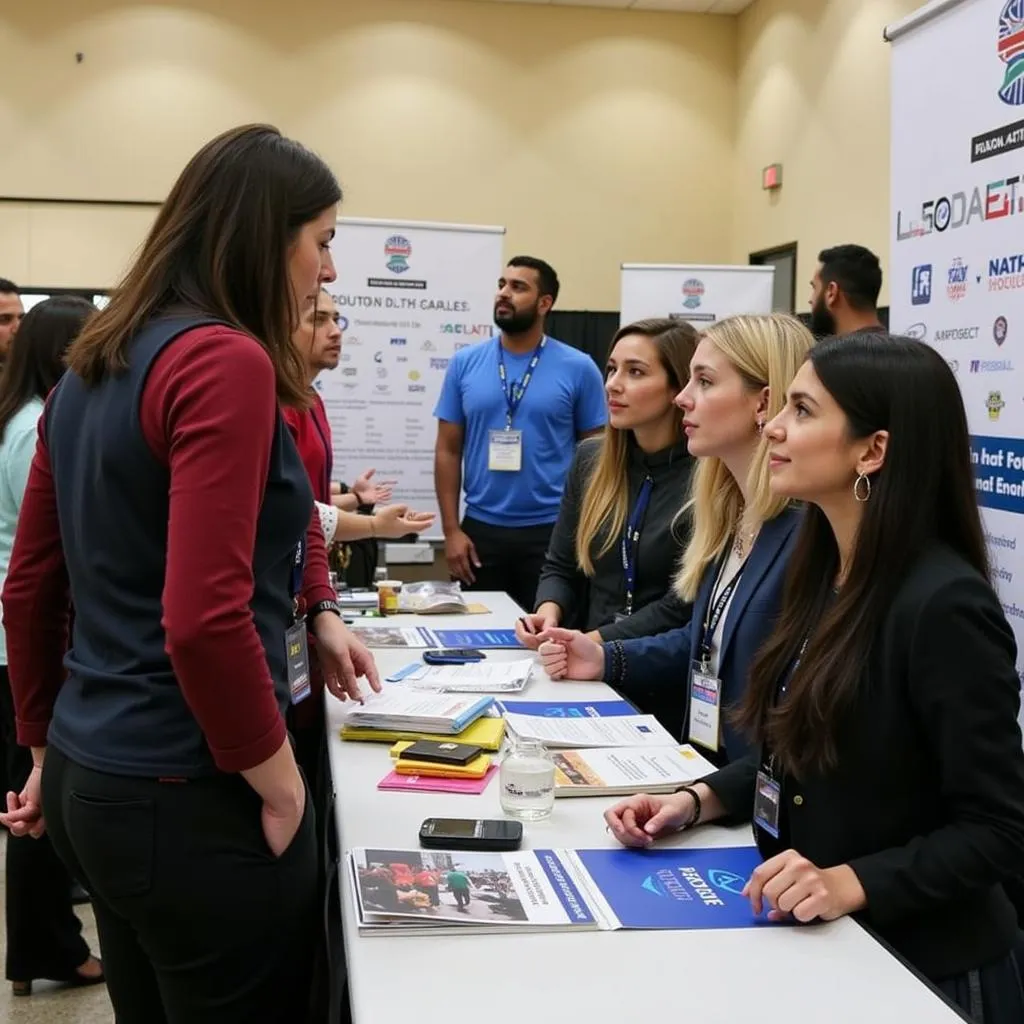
434;256;607;612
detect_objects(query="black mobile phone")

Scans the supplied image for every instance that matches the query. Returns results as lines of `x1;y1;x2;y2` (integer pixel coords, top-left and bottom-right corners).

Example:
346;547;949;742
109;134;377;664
399;740;483;766
418;817;523;852
422;648;485;665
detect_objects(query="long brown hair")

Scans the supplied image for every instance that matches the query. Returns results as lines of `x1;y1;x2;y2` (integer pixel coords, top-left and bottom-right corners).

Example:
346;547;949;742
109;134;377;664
66;125;341;407
735;334;987;778
575;318;696;576
0;296;95;442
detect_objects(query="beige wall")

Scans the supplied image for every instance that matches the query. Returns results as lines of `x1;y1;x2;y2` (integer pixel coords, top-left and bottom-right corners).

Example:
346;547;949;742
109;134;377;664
0;0;737;308
732;0;922;309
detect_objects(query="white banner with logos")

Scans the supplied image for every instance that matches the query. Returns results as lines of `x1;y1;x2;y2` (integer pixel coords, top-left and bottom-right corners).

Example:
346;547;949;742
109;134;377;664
619;264;775;330
319;218;505;541
888;0;1024;713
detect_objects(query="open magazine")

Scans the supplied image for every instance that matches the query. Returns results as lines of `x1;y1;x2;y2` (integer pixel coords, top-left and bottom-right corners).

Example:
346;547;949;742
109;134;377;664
349;845;777;935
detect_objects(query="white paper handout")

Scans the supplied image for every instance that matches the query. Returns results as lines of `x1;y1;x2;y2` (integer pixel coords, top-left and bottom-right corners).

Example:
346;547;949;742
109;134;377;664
404;658;534;694
502;713;675;748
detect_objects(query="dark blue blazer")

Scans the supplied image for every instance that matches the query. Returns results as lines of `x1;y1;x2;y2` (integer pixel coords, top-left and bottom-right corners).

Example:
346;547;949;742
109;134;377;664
606;504;803;762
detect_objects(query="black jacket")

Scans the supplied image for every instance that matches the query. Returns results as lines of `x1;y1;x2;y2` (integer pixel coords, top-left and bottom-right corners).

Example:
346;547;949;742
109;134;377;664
704;544;1024;982
533;437;693;639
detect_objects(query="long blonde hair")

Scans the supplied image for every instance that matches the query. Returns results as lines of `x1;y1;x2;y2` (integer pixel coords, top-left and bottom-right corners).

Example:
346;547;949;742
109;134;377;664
673;313;814;601
575;318;698;576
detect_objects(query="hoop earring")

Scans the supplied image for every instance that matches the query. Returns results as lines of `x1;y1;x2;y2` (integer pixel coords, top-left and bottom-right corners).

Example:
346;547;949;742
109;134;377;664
756;416;765;436
854;473;871;502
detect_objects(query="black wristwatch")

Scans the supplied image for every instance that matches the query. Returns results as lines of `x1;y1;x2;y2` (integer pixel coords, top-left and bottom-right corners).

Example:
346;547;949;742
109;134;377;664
307;599;343;624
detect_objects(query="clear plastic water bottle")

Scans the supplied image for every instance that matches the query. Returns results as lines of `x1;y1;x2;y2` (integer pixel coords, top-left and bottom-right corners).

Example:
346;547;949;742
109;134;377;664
500;739;555;821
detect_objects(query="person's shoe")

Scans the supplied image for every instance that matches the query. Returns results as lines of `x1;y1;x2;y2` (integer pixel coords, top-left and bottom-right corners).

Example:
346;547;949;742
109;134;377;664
11;957;105;997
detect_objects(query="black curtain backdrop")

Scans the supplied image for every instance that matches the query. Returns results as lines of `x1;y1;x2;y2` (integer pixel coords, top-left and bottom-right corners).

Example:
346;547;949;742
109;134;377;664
547;310;620;368
552;308;890;366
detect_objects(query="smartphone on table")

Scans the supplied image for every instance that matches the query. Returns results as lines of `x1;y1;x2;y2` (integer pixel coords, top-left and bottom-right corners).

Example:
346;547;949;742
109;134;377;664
418;817;523;851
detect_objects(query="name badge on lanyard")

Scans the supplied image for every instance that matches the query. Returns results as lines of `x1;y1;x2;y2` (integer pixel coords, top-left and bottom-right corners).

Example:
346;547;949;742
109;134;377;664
286;538;312;704
687;554;745;753
620;475;654;618
491;337;546;472
754;632;810;839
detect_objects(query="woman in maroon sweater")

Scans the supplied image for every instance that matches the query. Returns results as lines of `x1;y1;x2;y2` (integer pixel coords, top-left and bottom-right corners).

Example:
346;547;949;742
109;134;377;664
0;125;380;1024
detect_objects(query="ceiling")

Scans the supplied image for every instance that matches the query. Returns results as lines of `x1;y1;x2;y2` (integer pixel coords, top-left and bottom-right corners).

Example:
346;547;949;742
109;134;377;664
437;0;756;12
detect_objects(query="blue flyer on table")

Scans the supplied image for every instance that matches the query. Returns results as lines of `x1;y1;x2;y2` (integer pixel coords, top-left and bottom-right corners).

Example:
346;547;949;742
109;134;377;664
497;699;636;718
430;629;522;649
577;846;777;930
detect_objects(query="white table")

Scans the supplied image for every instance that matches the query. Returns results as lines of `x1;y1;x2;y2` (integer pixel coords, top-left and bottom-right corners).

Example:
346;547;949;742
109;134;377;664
326;593;967;1024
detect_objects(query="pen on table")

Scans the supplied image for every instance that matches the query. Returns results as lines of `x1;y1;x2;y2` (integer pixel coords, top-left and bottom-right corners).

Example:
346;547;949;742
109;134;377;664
519;616;535;635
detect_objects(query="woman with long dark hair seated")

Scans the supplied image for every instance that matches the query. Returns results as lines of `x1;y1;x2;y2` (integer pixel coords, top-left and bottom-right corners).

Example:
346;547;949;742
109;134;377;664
0;297;104;998
605;333;1024;1022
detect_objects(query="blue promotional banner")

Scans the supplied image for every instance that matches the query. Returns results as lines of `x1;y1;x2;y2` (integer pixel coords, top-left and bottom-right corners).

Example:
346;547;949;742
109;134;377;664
431;629;522;649
497;700;637;718
577;846;778;930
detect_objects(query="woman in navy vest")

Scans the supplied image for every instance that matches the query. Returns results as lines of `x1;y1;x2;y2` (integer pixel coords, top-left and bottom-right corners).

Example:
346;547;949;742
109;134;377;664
0;125;380;1024
606;335;1024;1022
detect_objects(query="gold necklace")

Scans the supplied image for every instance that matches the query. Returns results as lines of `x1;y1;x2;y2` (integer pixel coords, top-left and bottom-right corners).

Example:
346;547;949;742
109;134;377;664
732;505;758;559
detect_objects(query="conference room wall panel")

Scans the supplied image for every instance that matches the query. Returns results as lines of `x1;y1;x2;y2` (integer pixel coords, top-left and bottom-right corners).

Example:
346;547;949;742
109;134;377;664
732;0;921;309
0;0;737;309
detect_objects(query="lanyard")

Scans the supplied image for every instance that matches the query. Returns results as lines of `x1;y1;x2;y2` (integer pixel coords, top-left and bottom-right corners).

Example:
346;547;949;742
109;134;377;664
291;537;305;621
620;475;654;617
497;336;547;429
699;551;747;668
766;630;812;779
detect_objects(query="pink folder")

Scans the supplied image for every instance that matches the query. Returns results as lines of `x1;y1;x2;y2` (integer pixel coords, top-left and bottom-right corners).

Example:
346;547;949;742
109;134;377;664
377;765;498;795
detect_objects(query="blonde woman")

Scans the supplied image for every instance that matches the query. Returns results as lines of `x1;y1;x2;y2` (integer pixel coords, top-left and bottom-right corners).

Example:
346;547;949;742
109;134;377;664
517;319;697;646
538;313;814;761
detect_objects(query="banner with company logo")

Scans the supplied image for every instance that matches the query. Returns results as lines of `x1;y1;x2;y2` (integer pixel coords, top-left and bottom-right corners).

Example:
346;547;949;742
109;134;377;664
619;264;775;330
319;218;505;541
888;0;1024;718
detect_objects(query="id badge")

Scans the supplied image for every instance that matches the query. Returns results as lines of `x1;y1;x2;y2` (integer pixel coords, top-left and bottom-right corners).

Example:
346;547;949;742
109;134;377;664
488;429;523;472
753;769;782;839
688;662;721;752
286;621;311;704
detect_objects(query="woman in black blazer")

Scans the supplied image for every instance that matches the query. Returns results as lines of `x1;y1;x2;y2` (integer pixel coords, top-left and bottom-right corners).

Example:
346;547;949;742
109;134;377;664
605;334;1024;1021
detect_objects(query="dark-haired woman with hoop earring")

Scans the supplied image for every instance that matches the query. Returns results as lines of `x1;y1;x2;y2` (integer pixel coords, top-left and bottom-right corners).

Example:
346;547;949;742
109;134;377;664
0;297;104;999
605;333;1024;1022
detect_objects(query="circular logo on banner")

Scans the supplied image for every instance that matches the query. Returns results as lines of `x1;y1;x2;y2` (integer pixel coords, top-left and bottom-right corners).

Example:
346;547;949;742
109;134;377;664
998;1;1024;106
338;315;349;332
682;278;705;310
384;234;412;274
995;315;1009;345
905;322;927;340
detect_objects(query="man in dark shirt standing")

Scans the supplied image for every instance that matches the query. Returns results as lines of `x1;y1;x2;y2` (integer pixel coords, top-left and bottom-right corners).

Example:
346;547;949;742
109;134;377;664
808;245;885;338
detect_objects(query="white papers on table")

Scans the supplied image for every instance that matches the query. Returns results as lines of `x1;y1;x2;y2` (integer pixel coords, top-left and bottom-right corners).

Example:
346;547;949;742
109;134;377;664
552;745;717;797
503;712;675;748
341;690;493;734
403;658;534;694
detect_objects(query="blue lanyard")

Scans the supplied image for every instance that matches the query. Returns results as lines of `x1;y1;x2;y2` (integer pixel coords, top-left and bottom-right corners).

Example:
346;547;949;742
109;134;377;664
619;475;654;616
497;337;547;429
291;537;305;620
699;551;747;668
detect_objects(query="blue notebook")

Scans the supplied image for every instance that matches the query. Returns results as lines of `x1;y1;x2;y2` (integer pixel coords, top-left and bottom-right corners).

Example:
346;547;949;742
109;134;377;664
430;628;522;649
577;846;773;930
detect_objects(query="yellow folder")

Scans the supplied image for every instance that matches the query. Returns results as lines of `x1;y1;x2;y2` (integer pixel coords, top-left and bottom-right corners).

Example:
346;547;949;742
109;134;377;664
339;715;506;751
